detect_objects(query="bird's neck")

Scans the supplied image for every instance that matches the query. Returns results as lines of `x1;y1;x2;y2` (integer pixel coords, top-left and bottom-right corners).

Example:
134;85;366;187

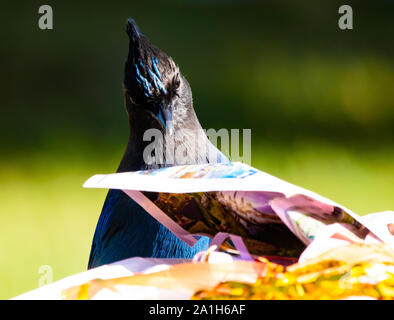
117;112;162;172
117;106;228;173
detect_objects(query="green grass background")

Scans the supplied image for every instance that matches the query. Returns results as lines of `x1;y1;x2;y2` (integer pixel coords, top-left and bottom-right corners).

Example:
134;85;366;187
0;1;393;299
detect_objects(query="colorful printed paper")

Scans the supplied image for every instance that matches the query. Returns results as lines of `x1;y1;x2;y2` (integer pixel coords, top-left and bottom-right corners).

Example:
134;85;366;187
84;162;393;258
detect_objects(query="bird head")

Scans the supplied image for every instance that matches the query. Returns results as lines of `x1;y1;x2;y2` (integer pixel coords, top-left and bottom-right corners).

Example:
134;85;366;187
124;19;193;135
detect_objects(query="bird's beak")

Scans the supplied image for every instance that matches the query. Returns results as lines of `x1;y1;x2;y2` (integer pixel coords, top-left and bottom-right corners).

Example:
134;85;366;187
151;103;173;135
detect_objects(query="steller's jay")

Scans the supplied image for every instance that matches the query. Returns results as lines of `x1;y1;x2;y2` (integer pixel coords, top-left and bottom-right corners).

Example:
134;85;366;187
88;19;229;269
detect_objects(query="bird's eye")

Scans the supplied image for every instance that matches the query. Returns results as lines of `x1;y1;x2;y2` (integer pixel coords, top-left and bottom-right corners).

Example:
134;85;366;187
175;76;181;89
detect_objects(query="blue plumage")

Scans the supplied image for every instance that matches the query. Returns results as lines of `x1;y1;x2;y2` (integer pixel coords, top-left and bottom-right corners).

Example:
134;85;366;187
88;190;211;268
135;61;152;97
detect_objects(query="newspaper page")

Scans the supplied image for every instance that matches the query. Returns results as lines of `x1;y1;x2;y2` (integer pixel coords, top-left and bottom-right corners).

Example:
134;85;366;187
84;162;393;257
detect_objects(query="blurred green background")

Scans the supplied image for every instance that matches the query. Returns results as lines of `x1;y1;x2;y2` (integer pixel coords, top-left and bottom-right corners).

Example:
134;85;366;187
0;0;393;299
